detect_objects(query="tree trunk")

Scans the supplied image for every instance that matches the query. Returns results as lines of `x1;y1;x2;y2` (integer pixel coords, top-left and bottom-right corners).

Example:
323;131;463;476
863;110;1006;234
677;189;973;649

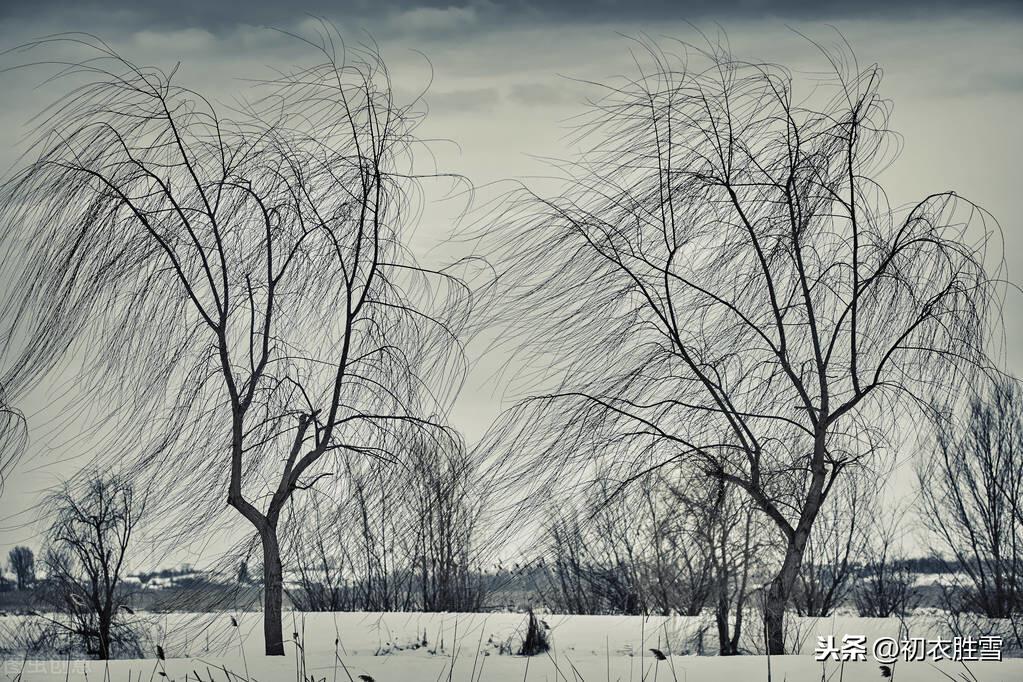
715;562;739;656
731;599;744;654
716;593;738;655
761;429;830;655
98;617;111;660
260;527;286;656
764;531;811;654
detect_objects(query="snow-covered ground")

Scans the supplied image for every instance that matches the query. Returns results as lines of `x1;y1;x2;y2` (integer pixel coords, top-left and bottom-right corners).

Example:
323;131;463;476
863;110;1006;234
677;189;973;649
2;611;1021;681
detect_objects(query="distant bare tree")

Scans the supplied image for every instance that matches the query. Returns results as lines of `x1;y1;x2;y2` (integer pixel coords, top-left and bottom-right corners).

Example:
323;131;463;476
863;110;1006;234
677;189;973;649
289;457;428;613
287;498;356;612
537;470;725;619
854;504;918;618
8;545;34;590
672;473;765;655
537;507;597;614
919;376;1023;620
479;37;1001;653
405;434;487;612
0;30;470;654
238;560;250;585
38;475;141;659
287;428;486;612
792;477;869;617
539;495;644;615
642;474;716;617
344;454;418;611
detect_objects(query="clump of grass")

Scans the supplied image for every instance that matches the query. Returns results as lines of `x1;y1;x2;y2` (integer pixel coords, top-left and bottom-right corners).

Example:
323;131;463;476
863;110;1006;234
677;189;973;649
517;608;550;656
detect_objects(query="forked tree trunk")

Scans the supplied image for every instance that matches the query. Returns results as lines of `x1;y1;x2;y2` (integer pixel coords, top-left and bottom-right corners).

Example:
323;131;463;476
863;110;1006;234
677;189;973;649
764;512;818;654
762;432;827;655
228;418;307;657
716;590;738;656
260;526;285;656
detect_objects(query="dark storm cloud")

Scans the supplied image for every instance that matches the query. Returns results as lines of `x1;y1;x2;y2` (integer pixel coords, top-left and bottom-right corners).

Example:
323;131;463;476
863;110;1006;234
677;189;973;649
0;0;1020;33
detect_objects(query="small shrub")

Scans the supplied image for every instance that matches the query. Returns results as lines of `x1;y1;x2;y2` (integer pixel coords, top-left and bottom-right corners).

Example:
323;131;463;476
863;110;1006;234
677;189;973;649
518;608;550;656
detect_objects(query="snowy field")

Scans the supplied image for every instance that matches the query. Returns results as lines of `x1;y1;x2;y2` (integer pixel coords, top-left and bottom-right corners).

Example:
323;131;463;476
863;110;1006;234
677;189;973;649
2;611;1021;681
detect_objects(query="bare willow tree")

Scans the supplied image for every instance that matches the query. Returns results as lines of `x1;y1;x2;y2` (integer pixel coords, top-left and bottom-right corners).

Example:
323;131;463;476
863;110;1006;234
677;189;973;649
38;475;141;659
479;37;1001;653
919;375;1023;621
0;30;470;655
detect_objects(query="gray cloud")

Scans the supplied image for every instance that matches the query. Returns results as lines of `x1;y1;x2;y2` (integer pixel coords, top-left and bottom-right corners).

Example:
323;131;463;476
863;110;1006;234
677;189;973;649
426;86;502;113
507;81;579;106
0;0;1021;35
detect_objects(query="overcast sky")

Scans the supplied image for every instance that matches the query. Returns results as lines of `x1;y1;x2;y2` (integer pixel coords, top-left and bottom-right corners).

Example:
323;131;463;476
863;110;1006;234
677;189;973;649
0;1;1021;564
